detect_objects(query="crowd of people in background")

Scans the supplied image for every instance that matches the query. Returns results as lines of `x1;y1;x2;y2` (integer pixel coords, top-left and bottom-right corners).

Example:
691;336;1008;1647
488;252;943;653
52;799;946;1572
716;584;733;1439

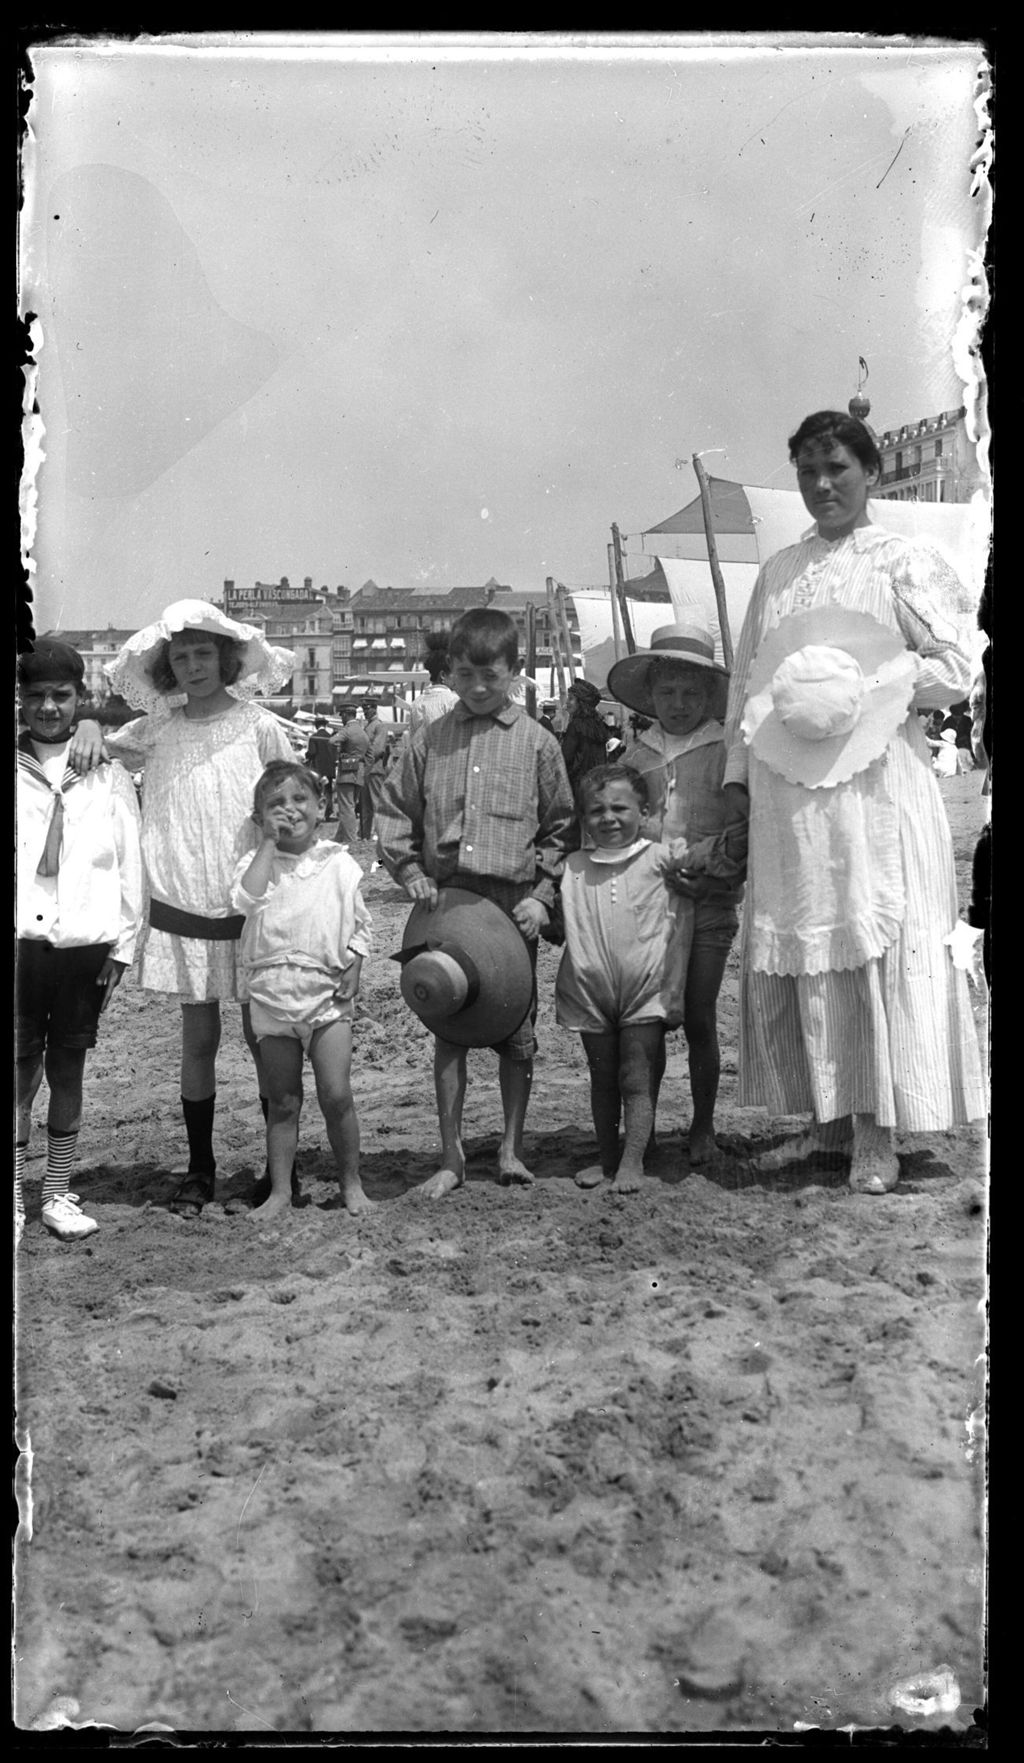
16;408;990;1242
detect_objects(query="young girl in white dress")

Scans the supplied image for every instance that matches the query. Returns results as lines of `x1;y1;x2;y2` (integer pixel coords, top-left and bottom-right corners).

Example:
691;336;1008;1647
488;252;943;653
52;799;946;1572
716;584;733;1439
70;601;296;1213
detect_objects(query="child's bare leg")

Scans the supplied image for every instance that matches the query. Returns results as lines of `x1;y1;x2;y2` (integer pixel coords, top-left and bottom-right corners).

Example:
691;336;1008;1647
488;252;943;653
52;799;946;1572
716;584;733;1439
311;1020;369;1215
646;1030;668;1159
614;1023;665;1193
241;1001;267;1096
418;1036;467;1198
682;946;729;1165
251;1036;302;1221
497;1054;535;1185
578;1031;621;1188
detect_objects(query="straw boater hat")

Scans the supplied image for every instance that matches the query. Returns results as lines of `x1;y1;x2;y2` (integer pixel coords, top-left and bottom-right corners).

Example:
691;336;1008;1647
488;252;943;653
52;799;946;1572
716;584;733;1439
606;618;730;718
392;887;534;1047
104;599;295;714
741;607;917;790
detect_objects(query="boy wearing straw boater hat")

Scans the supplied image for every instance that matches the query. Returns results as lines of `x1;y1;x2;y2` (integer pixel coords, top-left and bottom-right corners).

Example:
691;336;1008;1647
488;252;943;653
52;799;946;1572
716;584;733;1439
377;606;576;1197
607;618;748;1168
16;637;144;1242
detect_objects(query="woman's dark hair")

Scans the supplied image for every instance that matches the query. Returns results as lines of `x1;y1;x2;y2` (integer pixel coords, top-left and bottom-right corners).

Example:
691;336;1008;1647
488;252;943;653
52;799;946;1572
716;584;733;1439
567;678;602;710
787;410;882;475
421;628;452;684
577;762;650;814
147;628;246;693
252;759;323;817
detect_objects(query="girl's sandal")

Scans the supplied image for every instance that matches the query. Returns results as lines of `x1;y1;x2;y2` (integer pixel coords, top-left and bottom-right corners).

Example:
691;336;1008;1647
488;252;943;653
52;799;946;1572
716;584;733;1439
167;1173;216;1216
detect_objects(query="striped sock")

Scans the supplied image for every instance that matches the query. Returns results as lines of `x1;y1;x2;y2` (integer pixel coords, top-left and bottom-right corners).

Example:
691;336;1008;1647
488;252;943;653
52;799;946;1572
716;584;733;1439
42;1129;78;1205
15;1142;27;1218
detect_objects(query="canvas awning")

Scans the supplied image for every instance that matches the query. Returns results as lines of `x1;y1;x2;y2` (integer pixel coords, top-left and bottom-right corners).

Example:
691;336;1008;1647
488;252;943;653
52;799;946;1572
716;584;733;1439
573;476;989;692
642;477;989;608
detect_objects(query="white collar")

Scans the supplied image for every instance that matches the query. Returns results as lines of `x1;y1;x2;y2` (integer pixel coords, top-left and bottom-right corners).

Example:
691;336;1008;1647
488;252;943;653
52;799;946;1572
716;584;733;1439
587;838;651;865
642;720;724;761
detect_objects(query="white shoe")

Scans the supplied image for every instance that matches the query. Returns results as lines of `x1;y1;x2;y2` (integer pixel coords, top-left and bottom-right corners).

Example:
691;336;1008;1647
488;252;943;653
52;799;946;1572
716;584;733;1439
41;1193;99;1240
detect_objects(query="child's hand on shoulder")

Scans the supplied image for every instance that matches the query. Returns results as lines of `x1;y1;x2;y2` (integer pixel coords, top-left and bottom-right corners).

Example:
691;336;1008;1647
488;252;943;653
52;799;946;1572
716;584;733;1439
68;720;108;775
513;897;549;941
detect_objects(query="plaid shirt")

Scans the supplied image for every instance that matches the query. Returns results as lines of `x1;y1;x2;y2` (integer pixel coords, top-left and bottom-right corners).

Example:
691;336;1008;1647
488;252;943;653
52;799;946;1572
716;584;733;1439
376;700;576;908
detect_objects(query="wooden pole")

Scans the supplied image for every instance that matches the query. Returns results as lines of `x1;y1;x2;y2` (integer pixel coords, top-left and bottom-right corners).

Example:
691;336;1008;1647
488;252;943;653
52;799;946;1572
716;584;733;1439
523;600;538;718
554;583;577;687
546;577;568;705
606;542;623;660
691;454;734;669
610;523;637;654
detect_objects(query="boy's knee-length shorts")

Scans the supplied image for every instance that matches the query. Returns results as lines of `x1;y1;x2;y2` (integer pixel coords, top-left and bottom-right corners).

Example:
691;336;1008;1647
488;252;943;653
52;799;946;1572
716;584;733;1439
16;939;112;1057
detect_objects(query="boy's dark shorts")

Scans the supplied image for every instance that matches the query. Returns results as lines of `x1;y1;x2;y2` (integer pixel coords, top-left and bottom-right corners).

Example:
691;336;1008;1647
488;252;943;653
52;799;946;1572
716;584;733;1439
445;873;539;1062
16;939;113;1058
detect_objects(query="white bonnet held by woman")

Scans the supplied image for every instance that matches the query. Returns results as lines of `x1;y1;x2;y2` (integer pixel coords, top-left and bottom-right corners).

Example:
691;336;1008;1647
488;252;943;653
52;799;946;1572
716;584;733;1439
742;607;917;789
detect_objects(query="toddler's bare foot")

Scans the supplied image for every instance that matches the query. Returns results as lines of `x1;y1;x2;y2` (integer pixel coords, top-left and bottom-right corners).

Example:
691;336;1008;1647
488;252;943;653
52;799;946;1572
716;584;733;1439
574;1163;607;1189
248;1189;291;1223
415;1167;465;1200
610;1163;642;1195
341;1181;372;1216
498;1155;535;1188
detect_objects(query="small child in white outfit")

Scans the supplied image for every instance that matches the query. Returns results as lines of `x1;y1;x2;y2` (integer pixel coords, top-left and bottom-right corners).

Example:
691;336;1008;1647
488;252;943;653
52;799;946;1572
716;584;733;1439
555;764;695;1194
231;760;373;1221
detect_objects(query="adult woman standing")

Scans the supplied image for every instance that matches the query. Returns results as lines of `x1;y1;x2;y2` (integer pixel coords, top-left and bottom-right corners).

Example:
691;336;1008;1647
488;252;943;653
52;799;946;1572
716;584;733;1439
722;410;986;1193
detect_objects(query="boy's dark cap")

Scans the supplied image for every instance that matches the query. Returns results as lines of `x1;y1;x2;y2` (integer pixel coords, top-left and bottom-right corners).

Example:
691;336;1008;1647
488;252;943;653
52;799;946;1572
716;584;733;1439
18;636;86;687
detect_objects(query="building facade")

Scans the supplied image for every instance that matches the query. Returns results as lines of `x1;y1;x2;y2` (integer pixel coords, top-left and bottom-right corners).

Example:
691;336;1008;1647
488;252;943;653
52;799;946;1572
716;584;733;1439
874;407;984;504
42;628;137;701
216;574;585;700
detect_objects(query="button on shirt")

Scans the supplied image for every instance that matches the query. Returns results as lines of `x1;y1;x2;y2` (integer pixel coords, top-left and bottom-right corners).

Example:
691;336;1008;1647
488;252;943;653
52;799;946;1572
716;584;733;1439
375;700;576;907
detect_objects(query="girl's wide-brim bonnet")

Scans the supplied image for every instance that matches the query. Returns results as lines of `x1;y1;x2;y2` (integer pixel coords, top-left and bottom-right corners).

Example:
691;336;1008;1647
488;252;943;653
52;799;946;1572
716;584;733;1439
392;887;534;1048
741;607;917;790
104;599;295;713
607;620;730;717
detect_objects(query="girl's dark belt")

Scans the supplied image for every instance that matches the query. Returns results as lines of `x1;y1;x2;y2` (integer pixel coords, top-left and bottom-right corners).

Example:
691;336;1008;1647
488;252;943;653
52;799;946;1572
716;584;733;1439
148;898;245;941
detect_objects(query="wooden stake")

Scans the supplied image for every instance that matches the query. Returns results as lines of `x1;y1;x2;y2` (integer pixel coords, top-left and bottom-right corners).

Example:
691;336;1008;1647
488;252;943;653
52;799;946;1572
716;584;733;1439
554;582;577;686
607;542;623;660
610;524;637;654
691;454;734;669
546;577;568;705
523;601;538;718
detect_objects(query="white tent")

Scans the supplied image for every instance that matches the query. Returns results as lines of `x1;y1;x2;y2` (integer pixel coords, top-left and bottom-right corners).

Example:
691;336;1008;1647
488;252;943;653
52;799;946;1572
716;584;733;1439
572;478;990;690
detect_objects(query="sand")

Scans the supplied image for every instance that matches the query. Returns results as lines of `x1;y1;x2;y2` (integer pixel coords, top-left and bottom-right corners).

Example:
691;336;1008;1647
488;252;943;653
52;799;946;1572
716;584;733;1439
14;774;988;1738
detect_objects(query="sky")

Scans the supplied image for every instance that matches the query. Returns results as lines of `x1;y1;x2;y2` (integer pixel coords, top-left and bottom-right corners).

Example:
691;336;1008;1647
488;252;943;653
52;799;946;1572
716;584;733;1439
20;31;991;636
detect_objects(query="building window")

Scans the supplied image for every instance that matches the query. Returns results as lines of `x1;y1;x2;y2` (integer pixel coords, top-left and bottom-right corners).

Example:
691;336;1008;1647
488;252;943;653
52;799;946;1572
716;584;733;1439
934;438;943;458
894;451;903;474
306;676;316;695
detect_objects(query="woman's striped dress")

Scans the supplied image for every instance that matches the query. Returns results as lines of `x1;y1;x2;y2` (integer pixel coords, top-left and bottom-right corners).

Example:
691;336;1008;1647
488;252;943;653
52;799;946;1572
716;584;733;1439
722;524;987;1130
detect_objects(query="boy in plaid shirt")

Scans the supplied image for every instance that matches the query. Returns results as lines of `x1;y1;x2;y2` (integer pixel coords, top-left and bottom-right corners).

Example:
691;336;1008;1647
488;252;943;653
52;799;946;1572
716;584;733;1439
377;608;576;1196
